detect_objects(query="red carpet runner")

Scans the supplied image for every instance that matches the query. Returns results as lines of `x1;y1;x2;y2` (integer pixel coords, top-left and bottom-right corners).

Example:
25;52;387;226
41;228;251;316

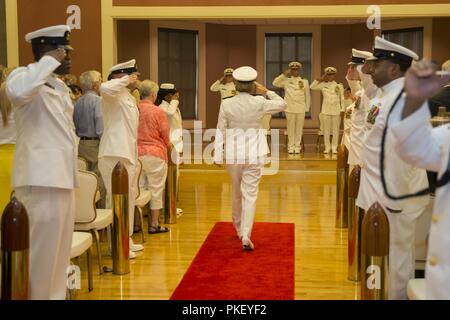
171;222;295;300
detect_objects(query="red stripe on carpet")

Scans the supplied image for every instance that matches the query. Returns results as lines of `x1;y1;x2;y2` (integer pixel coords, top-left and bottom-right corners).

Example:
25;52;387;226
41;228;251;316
170;222;295;300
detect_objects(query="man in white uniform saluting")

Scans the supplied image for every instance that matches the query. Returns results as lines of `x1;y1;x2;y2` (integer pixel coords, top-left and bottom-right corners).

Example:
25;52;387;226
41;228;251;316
273;61;311;154
356;37;430;300
345;49;377;171
311;67;345;154
98;59;144;259
6;25;77;299
388;60;450;299
214;66;287;251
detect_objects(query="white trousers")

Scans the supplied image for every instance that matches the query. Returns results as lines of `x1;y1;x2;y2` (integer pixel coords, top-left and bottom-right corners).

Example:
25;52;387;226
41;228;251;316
322;114;341;152
226;163;263;241
139;155;168;210
286;112;305;149
99;156;136;237
386;206;425;300
15;186;75;300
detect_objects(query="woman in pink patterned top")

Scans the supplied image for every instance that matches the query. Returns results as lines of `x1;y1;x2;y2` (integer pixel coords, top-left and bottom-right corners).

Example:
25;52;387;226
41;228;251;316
138;80;171;234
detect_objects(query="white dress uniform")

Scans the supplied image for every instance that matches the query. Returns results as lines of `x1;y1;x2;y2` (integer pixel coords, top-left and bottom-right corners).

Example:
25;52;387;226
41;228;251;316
210;68;237;100
159;96;183;154
272;62;311;153
214;67;287;246
311;68;345;154
346;49;377;169
98;60;139;239
356;37;430;300
6;25;77;300
341;98;354;150
391;102;450;300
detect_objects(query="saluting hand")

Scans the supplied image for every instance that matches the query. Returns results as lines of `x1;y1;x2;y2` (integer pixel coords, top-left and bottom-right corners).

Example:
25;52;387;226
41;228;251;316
283;69;291;77
346;66;360;81
403;59;450;119
254;82;268;95
128;74;138;85
44;48;66;63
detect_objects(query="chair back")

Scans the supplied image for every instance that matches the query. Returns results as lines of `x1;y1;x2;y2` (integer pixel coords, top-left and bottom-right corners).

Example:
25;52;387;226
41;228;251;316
135;159;143;200
75;170;98;224
78;157;88;171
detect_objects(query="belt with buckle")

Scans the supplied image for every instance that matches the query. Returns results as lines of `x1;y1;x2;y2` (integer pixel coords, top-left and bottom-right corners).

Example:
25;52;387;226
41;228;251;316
80;137;100;141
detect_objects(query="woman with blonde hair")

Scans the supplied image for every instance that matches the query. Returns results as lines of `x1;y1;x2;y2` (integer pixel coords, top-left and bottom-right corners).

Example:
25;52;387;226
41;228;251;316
0;67;17;212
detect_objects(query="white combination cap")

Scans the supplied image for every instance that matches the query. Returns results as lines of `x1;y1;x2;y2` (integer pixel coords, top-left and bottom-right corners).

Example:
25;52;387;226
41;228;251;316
224;68;234;75
109;59;139;76
289;61;302;69
348;49;373;65
367;36;419;64
160;83;176;90
324;67;337;75
25;25;73;50
233;66;258;82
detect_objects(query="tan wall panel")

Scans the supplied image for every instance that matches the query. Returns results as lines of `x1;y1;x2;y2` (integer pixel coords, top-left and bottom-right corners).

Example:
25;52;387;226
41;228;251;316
205;24;257;128
321;24;373;87
432;18;450;65
17;0;102;78
116;20;151;80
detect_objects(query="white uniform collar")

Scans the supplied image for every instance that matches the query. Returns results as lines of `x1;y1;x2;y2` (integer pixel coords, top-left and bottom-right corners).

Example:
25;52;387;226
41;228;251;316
380;77;404;96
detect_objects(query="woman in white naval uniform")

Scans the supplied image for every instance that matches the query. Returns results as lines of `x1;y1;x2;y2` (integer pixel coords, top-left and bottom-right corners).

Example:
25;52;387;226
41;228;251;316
210;68;237;100
157;84;184;215
389;60;450;299
157;84;183;156
214;66;287;250
98;59;143;259
272;61;311;154
311;67;345;154
6;25;77;300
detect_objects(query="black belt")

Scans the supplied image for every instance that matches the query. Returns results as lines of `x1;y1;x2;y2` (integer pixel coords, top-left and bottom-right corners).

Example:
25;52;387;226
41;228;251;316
80;137;100;141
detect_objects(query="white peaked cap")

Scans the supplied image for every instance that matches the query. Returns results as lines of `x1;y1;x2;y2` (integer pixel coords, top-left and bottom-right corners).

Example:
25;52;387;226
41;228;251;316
25;25;71;42
109;59;138;75
233;66;258;82
348;49;373;65
368;36;419;62
25;25;73;50
160;83;176;90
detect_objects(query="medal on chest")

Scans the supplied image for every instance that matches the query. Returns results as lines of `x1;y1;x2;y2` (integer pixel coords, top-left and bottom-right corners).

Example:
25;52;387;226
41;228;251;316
355;97;362;110
367;103;381;125
335;86;341;95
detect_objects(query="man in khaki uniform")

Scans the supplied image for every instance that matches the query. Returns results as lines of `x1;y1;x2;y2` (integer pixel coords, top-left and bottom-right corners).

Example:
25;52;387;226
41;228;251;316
273;61;311;154
210;68;237;100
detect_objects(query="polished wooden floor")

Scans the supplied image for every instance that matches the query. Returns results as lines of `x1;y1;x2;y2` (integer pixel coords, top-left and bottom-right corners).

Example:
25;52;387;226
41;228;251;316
76;152;360;300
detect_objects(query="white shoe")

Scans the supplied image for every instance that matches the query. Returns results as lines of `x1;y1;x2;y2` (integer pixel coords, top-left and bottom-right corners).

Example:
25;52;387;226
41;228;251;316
288;147;295;154
130;238;144;252
324;149;331;154
129;251;137;260
332;150;338;155
295;148;301;154
242;238;255;251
